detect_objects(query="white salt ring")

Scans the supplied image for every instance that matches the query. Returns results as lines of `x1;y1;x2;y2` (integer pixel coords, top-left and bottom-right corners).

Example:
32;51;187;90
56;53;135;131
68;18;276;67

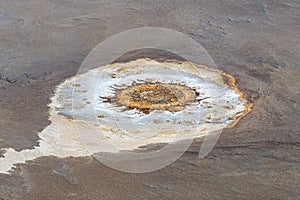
0;59;250;173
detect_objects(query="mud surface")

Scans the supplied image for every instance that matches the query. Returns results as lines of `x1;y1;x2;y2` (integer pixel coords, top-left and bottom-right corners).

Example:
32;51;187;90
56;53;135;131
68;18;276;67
0;0;299;199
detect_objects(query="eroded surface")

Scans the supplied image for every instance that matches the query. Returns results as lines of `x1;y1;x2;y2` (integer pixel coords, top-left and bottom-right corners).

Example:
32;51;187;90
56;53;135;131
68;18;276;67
0;0;300;199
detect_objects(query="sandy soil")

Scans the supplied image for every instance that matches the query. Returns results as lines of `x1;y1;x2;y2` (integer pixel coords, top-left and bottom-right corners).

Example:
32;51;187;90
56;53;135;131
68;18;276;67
0;0;299;199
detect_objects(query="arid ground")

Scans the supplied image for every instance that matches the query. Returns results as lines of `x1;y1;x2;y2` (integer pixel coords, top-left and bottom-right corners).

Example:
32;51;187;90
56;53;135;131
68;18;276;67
0;0;300;199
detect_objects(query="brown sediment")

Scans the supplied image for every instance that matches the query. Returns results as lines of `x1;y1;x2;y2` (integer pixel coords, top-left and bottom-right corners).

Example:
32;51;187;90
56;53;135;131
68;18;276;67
115;83;197;113
97;114;107;118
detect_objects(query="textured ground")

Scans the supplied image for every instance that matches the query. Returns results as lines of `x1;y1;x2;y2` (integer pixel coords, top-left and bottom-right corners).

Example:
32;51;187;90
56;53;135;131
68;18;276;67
0;0;300;199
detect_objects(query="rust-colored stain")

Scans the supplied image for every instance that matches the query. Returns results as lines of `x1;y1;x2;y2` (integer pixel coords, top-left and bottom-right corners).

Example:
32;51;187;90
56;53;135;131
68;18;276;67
221;71;253;127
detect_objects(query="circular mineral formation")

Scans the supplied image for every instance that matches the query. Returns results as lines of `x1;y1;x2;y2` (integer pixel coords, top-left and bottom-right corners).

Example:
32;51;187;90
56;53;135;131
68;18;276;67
63;58;250;142
111;82;197;112
0;58;251;174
